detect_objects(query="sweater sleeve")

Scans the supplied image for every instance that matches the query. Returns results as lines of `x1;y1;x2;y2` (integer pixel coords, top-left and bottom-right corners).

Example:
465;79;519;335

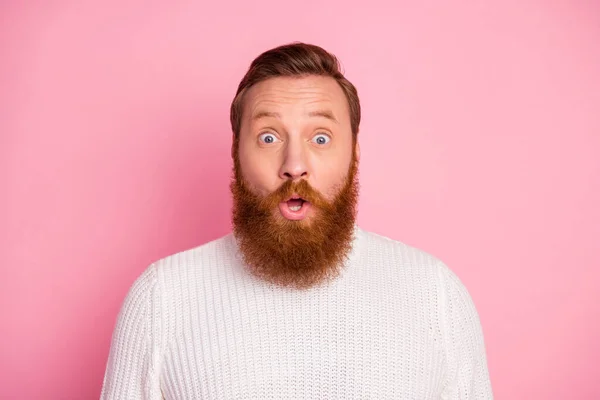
437;262;494;400
100;264;163;400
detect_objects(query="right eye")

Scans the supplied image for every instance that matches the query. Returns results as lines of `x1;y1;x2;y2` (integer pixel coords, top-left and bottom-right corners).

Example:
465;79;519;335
258;132;280;144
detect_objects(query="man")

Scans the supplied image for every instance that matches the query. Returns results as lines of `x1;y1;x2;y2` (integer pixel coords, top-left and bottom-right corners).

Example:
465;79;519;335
100;42;493;399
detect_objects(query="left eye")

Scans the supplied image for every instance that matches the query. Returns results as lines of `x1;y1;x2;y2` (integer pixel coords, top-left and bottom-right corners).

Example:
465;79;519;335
312;134;331;145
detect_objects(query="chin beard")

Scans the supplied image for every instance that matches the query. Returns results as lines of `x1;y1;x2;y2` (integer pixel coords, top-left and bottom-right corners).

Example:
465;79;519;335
230;155;359;290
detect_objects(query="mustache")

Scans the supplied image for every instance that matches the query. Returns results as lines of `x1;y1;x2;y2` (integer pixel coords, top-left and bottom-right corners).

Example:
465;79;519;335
257;179;332;211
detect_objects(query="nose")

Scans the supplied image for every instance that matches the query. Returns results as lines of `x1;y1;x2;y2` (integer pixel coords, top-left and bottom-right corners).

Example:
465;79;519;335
279;140;309;181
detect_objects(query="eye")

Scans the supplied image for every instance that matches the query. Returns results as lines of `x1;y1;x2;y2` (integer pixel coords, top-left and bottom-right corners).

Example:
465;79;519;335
312;133;331;145
258;132;280;144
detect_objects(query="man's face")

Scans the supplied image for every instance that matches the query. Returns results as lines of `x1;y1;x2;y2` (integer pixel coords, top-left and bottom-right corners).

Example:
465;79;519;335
237;75;357;218
231;75;359;290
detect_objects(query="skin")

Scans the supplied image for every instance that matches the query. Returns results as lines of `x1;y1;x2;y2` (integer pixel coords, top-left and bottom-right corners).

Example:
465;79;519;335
235;75;360;218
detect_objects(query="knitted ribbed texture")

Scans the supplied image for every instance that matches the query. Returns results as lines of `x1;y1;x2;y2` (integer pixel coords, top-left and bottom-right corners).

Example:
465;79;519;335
100;227;493;399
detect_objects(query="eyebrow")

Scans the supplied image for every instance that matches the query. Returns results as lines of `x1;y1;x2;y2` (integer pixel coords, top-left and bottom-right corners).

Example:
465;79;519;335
308;110;338;123
251;111;281;121
251;109;338;124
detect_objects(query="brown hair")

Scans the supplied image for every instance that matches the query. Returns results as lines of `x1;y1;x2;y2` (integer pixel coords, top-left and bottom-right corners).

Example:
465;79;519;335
230;42;361;139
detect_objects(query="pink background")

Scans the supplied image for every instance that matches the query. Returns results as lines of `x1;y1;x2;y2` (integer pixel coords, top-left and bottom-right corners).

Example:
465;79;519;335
1;1;599;399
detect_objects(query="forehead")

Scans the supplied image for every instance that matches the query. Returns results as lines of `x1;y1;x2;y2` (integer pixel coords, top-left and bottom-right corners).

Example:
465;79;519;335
242;75;350;124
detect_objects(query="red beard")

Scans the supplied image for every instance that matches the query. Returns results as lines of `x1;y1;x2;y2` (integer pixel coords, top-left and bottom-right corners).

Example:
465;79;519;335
230;144;359;290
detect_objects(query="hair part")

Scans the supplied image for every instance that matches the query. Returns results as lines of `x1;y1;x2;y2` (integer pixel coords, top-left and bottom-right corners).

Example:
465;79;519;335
230;42;361;139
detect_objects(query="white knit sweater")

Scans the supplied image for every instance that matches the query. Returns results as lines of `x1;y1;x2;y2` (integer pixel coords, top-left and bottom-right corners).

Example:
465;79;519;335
100;226;493;399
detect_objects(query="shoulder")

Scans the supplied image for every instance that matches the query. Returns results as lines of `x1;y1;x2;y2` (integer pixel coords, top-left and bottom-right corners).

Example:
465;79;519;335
120;234;235;306
119;233;236;327
358;227;444;275
357;227;477;306
150;233;235;279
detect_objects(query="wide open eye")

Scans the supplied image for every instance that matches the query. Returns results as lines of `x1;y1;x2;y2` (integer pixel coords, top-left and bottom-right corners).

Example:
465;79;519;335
258;132;280;144
312;133;331;145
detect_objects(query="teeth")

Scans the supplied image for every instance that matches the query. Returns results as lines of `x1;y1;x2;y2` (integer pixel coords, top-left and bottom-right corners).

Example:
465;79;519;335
289;205;302;211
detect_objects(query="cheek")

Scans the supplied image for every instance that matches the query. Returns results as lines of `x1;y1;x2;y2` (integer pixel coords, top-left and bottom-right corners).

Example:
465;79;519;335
239;153;279;196
315;164;350;201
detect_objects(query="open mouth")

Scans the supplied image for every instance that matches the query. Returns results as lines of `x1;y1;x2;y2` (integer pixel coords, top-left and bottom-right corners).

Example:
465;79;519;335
279;195;311;220
286;196;306;211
